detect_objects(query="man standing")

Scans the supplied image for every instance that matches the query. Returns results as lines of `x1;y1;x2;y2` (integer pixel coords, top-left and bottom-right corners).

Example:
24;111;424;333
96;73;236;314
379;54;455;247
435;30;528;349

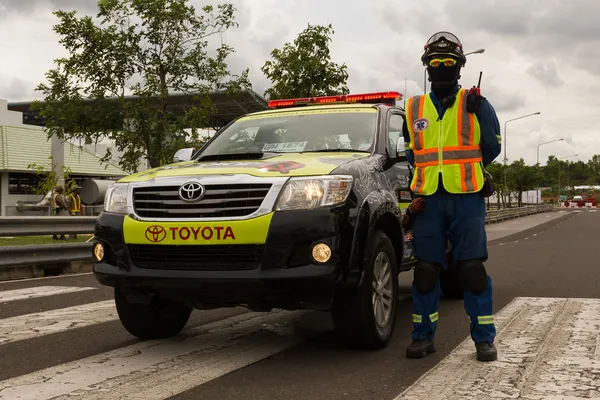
403;31;502;361
51;185;68;240
67;184;83;239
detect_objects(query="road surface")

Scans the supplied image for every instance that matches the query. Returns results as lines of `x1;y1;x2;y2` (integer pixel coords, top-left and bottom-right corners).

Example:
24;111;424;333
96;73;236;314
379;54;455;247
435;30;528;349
0;209;596;400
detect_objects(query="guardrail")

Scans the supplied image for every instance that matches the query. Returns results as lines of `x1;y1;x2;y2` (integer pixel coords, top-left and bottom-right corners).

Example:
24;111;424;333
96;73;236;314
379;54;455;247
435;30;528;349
485;204;555;224
0;204;556;271
0;216;98;237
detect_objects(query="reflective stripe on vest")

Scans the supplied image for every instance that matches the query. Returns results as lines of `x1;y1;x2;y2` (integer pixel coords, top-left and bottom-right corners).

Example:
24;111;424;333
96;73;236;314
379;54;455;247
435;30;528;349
405;89;484;195
69;194;81;212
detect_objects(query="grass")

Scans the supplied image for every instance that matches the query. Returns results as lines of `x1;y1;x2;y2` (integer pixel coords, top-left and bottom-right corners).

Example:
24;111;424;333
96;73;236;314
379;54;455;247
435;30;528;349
0;235;93;246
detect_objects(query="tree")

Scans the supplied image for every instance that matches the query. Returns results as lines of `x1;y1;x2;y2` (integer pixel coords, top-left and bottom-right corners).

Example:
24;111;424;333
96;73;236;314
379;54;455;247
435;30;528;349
509;158;540;207
485;161;505;209
261;23;349;99
33;0;250;172
28;158;77;196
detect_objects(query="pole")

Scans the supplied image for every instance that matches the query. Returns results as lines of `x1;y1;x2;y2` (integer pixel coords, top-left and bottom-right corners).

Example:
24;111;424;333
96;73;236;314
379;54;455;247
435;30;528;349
502;112;542;207
536;144;540;204
558;161;561;202
503;120;508;207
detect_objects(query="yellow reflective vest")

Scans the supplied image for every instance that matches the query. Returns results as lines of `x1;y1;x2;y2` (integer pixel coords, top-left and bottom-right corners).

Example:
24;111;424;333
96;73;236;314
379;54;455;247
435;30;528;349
69;194;81;213
405;88;484;195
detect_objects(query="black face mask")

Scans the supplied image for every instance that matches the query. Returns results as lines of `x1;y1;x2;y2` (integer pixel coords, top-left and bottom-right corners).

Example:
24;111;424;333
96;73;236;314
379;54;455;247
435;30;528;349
427;65;460;89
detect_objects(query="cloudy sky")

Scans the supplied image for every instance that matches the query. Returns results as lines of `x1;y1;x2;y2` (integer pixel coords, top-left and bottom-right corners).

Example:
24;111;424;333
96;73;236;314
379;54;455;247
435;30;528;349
0;0;598;165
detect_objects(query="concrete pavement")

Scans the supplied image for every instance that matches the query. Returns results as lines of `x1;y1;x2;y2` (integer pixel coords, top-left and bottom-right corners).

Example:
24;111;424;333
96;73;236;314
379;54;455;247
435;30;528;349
0;208;596;400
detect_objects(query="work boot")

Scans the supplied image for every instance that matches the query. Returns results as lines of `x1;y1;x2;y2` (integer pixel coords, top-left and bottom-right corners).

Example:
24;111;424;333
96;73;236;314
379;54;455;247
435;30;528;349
475;342;497;361
406;339;436;358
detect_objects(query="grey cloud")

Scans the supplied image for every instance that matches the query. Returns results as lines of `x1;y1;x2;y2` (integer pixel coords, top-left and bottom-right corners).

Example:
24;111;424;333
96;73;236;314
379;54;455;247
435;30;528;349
527;60;564;87
0;0;98;18
443;0;600;76
0;76;37;101
482;80;527;113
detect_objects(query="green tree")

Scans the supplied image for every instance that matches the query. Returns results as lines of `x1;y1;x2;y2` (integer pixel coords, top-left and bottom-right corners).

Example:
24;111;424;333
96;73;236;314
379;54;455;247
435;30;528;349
509;158;539;207
28;158;77;196
485;161;505;209
33;0;250;173
261;23;349;99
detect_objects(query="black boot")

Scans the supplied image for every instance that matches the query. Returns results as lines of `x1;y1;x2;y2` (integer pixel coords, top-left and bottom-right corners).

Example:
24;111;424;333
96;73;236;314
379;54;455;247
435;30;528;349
475;342;497;361
406;339;436;358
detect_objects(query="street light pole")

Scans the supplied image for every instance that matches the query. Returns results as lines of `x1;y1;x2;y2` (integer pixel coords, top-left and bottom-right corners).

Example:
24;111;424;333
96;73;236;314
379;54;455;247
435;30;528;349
536;138;564;204
503;111;542;206
558;154;578;203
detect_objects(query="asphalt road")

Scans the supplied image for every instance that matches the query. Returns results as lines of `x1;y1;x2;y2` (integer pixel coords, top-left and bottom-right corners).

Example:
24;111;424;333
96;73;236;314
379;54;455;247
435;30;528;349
0;208;595;400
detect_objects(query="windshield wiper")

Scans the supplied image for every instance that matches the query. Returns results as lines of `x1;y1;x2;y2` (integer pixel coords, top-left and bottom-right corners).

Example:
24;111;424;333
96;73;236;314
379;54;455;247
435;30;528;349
302;149;371;153
196;152;279;161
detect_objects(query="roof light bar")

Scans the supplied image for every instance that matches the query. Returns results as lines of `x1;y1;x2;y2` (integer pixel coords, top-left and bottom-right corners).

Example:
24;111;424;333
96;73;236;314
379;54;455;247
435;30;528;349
268;91;402;109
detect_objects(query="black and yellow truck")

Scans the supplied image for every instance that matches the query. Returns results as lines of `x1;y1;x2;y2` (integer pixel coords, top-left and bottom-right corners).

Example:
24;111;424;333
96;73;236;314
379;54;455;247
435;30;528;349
92;91;461;350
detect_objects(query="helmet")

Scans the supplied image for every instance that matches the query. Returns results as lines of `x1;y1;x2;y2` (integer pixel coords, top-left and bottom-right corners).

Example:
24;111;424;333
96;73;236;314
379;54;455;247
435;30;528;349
421;31;467;67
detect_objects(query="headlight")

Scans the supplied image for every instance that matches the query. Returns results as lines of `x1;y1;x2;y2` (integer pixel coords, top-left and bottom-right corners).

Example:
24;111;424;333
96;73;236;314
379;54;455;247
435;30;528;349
275;175;353;211
104;183;129;214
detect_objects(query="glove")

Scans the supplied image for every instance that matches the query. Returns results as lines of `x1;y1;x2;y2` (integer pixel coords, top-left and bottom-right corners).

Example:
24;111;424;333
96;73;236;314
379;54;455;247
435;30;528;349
466;86;485;114
402;198;426;231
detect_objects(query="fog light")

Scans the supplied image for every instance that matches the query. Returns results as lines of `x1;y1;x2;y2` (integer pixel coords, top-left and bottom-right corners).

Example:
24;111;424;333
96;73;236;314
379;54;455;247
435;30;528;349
311;243;331;263
93;242;105;262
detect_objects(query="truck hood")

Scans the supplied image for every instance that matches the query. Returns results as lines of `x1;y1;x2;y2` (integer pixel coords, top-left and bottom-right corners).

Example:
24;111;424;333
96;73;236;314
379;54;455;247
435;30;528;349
119;152;370;182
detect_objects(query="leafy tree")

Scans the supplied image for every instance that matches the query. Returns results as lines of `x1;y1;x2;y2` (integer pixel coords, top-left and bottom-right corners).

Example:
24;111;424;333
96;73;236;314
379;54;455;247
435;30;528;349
261;23;350;99
33;0;250;173
485;161;505;209
509;159;539;207
28;157;77;196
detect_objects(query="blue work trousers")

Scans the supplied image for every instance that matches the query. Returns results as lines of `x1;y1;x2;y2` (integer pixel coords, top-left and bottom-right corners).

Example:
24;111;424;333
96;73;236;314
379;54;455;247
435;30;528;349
409;191;496;344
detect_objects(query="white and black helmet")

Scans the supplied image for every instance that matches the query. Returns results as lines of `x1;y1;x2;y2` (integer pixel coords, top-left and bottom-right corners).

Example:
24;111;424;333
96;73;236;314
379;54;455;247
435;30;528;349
421;31;467;67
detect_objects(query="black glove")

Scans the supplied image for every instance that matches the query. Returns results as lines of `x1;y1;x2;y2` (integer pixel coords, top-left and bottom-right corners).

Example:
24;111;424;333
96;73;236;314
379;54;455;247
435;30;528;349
481;169;496;197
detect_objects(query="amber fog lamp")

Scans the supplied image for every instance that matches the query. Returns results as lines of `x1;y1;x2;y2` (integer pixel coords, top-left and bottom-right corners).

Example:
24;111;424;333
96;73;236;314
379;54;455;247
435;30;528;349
93;242;105;262
311;243;331;263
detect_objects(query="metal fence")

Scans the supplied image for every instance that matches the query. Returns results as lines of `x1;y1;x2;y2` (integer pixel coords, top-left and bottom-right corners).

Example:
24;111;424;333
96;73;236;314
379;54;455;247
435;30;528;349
0;204;557;269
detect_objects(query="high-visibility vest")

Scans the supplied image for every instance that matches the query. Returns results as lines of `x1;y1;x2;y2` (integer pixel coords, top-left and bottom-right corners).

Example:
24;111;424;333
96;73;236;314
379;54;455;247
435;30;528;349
69;194;81;213
405;88;484;195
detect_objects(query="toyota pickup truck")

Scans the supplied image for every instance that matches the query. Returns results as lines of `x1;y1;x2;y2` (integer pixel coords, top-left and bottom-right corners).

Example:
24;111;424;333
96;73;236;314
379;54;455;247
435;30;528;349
92;91;462;350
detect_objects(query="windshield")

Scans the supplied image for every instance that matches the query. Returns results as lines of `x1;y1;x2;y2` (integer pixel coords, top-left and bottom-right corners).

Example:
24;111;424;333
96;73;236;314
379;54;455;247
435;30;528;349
196;108;378;158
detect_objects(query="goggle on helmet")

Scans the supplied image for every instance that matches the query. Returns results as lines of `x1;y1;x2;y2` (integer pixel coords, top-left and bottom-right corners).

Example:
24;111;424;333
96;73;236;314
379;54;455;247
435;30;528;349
421;31;467;67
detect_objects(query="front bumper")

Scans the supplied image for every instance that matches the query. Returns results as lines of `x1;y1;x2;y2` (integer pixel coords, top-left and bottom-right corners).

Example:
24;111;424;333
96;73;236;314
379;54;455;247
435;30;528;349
93;208;349;311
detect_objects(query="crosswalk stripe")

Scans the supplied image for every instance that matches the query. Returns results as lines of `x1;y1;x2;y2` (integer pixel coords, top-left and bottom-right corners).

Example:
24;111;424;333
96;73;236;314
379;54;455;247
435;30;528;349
0;300;116;345
0;286;97;303
395;297;600;399
0;309;328;400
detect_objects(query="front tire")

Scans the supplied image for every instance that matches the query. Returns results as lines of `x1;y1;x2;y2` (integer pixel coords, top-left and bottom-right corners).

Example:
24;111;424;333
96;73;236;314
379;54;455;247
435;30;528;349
114;287;192;339
331;230;399;350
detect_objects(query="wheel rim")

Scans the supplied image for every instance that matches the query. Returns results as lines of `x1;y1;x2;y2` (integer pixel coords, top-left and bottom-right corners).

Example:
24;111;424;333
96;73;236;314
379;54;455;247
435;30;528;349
372;251;394;328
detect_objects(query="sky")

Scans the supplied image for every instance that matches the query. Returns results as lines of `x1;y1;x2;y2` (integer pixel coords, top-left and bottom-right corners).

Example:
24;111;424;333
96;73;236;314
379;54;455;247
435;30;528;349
0;0;598;166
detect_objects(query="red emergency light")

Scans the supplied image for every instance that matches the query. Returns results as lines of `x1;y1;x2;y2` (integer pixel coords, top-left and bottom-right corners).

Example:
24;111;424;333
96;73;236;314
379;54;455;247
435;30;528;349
268;91;403;109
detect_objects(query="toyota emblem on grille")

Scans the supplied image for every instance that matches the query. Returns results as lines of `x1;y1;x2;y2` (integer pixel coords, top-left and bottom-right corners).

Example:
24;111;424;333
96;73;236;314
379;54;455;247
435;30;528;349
178;182;205;202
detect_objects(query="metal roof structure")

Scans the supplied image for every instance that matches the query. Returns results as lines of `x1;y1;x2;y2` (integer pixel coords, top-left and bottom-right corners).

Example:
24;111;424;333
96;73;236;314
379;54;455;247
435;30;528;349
0;124;128;176
7;89;269;129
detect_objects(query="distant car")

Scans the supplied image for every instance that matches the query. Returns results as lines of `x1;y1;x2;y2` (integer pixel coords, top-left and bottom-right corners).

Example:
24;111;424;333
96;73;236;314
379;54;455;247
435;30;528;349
91;91;462;351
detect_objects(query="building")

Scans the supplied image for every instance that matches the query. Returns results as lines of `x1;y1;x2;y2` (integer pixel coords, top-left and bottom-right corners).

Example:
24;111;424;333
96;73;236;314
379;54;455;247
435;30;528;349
0;99;128;216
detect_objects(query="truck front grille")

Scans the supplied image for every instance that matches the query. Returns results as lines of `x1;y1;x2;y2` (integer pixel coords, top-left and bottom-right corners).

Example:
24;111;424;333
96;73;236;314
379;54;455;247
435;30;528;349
128;244;263;271
132;183;272;219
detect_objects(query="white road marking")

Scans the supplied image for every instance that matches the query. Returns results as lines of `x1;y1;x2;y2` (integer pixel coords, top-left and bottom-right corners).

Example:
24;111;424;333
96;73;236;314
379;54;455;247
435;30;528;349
0;309;328;400
0;272;93;284
0;301;116;345
395;297;600;400
0;286;96;303
589;210;598;213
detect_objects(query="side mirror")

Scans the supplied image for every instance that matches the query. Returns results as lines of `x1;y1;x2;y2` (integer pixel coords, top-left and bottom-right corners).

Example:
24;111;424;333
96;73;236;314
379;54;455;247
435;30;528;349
395;140;408;162
173;148;195;163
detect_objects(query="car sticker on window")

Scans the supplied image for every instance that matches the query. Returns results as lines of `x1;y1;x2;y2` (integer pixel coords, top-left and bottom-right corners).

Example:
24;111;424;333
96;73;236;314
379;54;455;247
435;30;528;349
262;141;308;152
